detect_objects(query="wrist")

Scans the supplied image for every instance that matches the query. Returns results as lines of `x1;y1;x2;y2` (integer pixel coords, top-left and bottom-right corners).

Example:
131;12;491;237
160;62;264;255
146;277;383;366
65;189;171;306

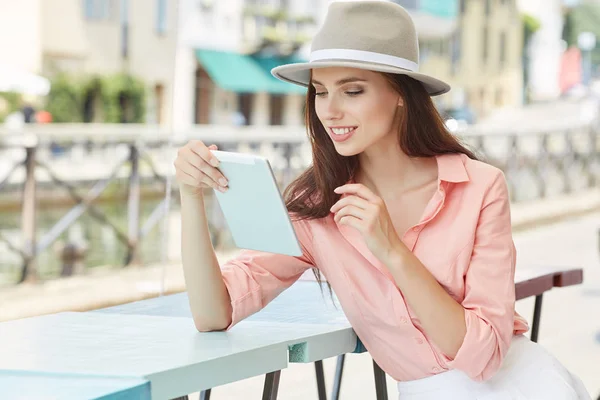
384;243;410;269
180;185;205;200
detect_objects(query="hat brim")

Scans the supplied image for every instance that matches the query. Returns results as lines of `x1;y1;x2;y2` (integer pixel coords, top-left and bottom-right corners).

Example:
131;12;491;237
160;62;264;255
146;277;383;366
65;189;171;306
272;61;450;96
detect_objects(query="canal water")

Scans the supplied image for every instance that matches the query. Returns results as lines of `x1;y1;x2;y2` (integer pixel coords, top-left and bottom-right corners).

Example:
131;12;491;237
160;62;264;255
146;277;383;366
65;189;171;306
0;193;235;286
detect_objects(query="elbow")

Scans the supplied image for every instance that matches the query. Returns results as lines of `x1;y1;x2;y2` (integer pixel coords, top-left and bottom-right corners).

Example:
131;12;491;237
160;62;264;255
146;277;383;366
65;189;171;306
460;346;505;382
469;362;501;382
193;314;232;332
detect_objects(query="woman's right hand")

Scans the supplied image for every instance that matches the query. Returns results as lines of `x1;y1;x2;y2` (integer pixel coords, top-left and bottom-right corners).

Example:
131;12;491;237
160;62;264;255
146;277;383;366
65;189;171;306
174;140;229;197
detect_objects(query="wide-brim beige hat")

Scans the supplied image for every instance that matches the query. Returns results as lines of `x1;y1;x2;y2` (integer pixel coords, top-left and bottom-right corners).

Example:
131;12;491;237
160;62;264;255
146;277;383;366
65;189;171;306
271;1;450;96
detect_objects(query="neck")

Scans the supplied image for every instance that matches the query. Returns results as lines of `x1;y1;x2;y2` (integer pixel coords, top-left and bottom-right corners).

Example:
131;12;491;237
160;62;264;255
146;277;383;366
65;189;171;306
355;143;438;199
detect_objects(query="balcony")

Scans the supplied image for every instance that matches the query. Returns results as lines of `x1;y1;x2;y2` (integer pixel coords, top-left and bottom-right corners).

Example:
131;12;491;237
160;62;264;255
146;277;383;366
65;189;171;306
392;0;459;40
241;5;315;55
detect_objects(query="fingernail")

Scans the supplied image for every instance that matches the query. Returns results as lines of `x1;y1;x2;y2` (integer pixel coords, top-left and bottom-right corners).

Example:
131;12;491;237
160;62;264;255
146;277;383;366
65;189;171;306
219;178;228;186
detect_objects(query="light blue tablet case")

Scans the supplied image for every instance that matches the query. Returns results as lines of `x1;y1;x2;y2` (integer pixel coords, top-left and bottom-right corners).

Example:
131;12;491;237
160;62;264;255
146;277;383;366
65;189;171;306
211;150;303;257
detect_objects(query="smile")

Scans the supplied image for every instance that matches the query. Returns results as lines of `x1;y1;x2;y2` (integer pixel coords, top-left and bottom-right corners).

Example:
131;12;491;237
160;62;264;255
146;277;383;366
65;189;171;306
329;126;357;142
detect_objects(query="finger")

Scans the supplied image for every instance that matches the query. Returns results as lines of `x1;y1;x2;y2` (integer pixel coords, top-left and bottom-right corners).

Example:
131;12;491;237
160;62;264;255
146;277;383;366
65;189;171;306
177;170;205;188
178;167;223;191
189;141;220;167
176;161;206;184
184;149;228;187
338;215;361;230
334;205;366;223
197;161;229;188
330;196;369;213
334;184;379;202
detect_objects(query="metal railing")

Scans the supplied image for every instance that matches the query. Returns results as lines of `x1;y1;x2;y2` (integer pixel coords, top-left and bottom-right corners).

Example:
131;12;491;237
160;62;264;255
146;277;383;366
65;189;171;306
0;122;598;283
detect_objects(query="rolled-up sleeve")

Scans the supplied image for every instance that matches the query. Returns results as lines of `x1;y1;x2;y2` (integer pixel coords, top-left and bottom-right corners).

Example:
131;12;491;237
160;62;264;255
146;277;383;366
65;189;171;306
444;171;517;381
221;218;316;330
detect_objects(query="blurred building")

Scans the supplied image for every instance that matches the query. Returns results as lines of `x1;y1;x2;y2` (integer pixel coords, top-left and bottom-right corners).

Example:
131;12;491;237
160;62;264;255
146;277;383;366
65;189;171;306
0;0;524;127
404;0;524;119
172;0;321;130
0;0;178;125
517;0;566;101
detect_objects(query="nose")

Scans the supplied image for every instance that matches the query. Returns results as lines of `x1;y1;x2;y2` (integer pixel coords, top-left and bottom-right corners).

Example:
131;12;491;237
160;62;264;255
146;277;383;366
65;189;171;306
320;95;343;121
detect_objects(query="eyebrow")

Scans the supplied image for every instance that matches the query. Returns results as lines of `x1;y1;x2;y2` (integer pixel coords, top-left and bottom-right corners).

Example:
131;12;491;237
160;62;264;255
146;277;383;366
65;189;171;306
310;77;368;86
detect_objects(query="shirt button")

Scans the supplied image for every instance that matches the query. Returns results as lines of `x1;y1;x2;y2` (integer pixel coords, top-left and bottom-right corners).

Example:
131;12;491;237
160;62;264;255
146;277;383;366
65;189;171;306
415;337;424;345
399;317;408;324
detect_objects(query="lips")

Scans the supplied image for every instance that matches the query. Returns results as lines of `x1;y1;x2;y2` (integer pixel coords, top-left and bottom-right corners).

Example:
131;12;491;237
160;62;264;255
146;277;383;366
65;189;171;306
329;126;357;143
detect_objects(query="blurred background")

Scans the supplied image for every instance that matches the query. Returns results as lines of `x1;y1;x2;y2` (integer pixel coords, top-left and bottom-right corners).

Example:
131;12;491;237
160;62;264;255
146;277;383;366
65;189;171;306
0;0;599;398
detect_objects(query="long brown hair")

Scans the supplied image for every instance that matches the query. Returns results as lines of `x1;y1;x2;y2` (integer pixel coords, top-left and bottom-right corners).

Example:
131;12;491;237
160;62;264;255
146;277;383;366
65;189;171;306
282;72;478;294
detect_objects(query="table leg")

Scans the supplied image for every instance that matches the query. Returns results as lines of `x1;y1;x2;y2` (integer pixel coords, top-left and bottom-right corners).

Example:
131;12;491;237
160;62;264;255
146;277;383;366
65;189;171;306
530;294;543;343
262;370;281;400
314;360;327;400
200;389;211;400
373;360;388;400
331;354;346;400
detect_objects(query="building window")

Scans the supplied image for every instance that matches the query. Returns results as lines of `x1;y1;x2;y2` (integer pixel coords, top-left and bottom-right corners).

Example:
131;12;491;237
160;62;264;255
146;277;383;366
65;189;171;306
155;84;164;124
270;95;284;125
495;87;503;106
156;0;167;35
392;0;418;10
460;0;466;14
83;0;111;20
484;0;491;17
121;0;129;58
451;28;462;75
482;26;488;64
499;31;506;68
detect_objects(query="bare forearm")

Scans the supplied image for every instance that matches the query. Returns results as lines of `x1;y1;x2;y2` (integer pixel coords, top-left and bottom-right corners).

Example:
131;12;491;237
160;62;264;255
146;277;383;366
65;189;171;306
180;192;232;331
386;248;466;358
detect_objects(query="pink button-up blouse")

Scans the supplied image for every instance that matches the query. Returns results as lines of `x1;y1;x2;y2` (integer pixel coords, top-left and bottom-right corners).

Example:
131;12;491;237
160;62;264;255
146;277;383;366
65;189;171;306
219;153;529;382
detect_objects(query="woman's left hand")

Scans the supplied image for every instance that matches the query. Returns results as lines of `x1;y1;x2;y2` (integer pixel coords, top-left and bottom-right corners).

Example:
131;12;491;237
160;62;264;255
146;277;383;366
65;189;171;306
331;183;405;265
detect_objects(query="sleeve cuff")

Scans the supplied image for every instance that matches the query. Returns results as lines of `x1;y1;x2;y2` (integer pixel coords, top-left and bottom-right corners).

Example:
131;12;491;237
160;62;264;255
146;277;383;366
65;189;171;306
443;309;503;381
221;266;263;331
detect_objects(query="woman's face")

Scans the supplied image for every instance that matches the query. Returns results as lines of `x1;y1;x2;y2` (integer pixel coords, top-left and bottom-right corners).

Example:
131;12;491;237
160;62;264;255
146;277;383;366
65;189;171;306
311;67;403;157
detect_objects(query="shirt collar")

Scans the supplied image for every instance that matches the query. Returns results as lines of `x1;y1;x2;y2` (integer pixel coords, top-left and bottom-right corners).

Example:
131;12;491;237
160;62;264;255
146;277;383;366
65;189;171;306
435;153;470;183
346;153;470;185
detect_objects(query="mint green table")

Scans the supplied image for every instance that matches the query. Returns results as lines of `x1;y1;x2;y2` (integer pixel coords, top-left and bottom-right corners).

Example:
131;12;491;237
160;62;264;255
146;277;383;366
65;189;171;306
0;291;356;400
0;372;150;400
94;280;364;400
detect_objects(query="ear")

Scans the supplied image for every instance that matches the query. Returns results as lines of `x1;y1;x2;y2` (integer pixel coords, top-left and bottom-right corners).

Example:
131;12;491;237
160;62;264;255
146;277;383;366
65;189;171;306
397;96;404;107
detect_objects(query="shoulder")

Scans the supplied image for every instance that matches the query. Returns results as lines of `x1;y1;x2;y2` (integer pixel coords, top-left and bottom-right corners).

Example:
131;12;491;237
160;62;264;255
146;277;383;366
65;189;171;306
458;155;510;207
461;154;505;185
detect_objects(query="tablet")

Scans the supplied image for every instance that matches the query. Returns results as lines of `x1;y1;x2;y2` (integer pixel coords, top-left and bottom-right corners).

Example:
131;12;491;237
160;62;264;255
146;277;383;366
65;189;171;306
210;150;303;257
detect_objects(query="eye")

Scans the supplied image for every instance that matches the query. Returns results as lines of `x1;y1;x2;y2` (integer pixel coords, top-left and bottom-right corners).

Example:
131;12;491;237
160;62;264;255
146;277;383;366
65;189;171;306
315;92;327;97
345;90;363;96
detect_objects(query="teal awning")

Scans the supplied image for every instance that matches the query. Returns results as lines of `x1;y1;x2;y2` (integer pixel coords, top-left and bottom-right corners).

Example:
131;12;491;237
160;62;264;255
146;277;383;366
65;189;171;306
251;54;307;95
195;49;306;95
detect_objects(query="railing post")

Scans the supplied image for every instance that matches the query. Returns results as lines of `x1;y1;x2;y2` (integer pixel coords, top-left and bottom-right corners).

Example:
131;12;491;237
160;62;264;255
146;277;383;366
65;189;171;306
126;143;141;265
538;134;548;199
507;135;519;202
588;127;598;188
562;130;573;194
282;142;294;187
19;145;38;283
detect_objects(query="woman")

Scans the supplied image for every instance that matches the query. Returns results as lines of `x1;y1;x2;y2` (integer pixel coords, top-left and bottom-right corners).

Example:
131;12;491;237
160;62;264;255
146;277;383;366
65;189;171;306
174;2;591;398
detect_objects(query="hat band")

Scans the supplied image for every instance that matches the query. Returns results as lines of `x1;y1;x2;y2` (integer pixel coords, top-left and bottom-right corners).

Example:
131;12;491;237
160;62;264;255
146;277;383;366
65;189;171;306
309;48;419;72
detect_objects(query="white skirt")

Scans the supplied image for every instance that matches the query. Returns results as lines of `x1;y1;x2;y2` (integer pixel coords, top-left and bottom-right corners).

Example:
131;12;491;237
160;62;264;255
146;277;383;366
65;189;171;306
396;335;591;400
